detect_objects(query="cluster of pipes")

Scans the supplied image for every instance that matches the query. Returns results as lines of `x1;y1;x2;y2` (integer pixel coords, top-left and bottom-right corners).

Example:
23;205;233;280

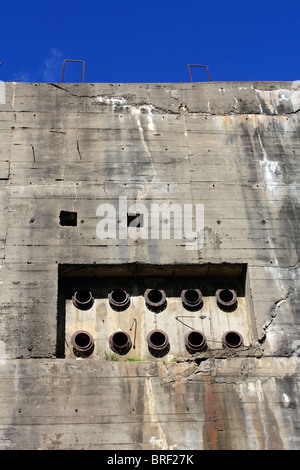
70;287;243;358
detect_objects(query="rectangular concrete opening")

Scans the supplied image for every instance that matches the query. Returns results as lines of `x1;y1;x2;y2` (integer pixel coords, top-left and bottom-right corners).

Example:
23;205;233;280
59;211;78;226
56;263;253;359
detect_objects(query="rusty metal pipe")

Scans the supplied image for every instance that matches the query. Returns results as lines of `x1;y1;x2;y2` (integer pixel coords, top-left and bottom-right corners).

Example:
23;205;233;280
184;330;207;354
71;330;94;358
144;288;166;312
72;290;94;310
109;331;132;355
147;329;170;357
108;289;130;311
216;288;237;311
222;330;243;349
181;288;203;310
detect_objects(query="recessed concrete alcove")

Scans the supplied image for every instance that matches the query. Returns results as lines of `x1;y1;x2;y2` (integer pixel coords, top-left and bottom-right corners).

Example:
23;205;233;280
57;263;255;360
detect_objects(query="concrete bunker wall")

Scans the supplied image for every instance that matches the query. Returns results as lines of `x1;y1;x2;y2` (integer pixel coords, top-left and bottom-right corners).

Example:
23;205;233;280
0;81;299;449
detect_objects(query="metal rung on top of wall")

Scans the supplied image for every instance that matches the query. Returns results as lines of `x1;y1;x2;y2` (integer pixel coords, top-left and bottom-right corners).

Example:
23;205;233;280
61;59;85;83
188;64;211;82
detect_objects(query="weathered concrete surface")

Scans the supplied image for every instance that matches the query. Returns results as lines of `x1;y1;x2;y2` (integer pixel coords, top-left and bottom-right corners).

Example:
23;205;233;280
0;358;299;450
0;81;299;449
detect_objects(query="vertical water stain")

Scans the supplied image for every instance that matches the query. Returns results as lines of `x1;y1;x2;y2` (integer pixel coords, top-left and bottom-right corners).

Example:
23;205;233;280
202;379;225;450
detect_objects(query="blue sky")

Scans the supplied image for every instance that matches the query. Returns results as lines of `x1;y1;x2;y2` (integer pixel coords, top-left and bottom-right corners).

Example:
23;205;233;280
1;0;299;83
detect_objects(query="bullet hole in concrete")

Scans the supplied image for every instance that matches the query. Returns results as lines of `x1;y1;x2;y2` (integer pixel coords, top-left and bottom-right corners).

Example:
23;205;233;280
59;211;77;226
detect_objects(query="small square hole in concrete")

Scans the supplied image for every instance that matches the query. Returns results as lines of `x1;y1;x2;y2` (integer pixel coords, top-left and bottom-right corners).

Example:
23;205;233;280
127;213;143;228
60;211;77;226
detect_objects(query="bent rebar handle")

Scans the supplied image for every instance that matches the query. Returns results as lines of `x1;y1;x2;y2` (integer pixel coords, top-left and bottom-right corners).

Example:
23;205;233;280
188;64;211;82
61;59;85;83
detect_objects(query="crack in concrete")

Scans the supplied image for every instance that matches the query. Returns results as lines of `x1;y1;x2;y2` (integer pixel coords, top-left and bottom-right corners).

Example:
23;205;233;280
48;83;300;117
260;273;298;343
76;140;82;160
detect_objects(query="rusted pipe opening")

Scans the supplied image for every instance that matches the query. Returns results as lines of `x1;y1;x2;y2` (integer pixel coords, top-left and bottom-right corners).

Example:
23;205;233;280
144;288;166;312
109;331;132;355
222;330;243;349
71;330;94;358
72;290;94;310
184;330;207;354
108;289;130;311
147;329;170;357
216;288;237;311
146;289;165;305
181;288;203;310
